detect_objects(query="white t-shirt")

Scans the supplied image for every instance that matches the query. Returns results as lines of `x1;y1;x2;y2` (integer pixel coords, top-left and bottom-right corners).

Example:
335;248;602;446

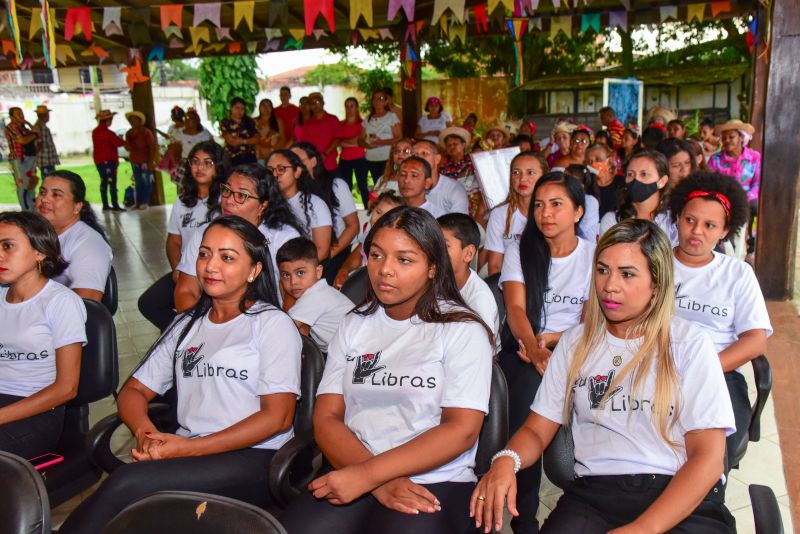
500;238;595;334
364;112;400;162
332;178;358;241
175;129;213;159
317;304;493;484
673;252;772;354
0;281;87;397
53;220;113;293
287;192;333;238
419;200;445;219
134;304;301;450
167;197;211;256
426;174;469;215
599;210;678;246
288;279;353;352
417;112;452;144
533;317;736;477
460;270;500;347
578;194;600;242
485;206;527;254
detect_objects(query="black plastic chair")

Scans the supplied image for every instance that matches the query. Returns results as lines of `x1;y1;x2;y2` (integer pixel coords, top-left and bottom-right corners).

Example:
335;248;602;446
730;355;772;469
0;451;50;534
749;484;785;534
40;299;119;507
87;335;325;476
102;266;119;316
102;491;287;534
483;272;506;328
269;360;509;507
340;266;369;305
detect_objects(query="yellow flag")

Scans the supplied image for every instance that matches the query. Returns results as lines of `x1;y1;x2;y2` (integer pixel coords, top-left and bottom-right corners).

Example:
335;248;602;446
686;3;705;22
358;28;380;40
189;26;211;49
550;15;571;37
487;0;514;15
29;8;42;38
431;0;465;24
349;0;373;28
288;27;305;41
449;23;466;44
439;15;449;36
234;1;254;30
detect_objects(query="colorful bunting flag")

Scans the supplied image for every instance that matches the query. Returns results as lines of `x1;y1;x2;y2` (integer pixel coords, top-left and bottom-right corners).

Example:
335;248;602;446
228;42;241;54
431;0;465;24
193;3;221;27
450;22;466;44
121;57;149;91
304;0;335;35
64;6;91;41
147;43;165;62
359;28;380;40
163;25;182;39
488;0;514;15
269;0;288;26
215;27;232;40
189;26;211;49
659;6;677;22
169;37;183;48
580;13;600;33
350;0;373;28
710;1;731;17
204;43;225;52
288;27;305;41
265;28;282;39
284;37;303;50
160;5;182;29
264;38;280;51
378;28;394;39
246;41;257;53
234;1;254;30
54;43;74;65
387;0;415;21
608;11;627;31
28;7;41;39
6;0;22;61
103;7;123;36
313;28;329;39
687;3;705;22
549;15;571;37
89;44;109;62
40;0;55;68
474;4;488;33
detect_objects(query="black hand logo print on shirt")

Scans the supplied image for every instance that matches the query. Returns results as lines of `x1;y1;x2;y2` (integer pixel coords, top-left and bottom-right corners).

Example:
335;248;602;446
352;352;385;384
588;369;623;409
181;343;205;377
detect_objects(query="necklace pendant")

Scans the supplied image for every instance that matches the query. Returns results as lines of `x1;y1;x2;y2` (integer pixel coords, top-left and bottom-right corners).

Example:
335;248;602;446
612;355;622;367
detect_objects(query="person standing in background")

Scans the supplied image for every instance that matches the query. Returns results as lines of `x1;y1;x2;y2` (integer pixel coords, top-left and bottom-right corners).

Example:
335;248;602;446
274;86;300;147
34;105;59;180
125;111;159;210
296;92;340;174
5;107;39;210
91;109;126;212
336;97;369;208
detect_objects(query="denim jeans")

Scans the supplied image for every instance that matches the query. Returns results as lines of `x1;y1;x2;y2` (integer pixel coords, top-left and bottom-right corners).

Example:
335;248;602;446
96;160;120;208
131;162;154;206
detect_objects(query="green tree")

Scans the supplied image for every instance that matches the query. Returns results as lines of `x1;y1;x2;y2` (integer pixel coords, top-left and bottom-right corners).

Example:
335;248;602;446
303;62;360;89
149;59;200;86
198;55;260;124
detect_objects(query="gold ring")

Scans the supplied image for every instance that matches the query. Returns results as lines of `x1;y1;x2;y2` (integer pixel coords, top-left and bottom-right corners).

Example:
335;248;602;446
478;496;486;501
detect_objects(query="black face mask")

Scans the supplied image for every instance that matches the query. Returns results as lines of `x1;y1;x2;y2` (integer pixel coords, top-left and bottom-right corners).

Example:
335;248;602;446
626;178;659;203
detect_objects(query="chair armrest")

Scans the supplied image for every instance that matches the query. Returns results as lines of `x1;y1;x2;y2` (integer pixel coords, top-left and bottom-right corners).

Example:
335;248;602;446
268;432;321;508
749;484;784;534
85;403;172;474
750;355;772;442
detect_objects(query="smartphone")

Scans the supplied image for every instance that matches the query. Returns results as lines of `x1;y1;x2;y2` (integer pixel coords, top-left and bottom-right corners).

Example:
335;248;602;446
29;453;64;471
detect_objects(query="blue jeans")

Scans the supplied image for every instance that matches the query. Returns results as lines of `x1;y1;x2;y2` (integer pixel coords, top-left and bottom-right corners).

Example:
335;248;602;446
132;162;154;206
96;161;120;208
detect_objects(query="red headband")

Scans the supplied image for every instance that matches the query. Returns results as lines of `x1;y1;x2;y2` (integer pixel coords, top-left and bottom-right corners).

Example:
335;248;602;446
686;190;731;220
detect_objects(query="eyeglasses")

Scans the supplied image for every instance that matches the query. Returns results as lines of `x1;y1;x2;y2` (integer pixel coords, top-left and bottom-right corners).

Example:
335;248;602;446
572;138;590;145
374;95;387;101
393;147;413;155
220;183;258;204
190;158;214;169
310;99;323;104
267;164;292;175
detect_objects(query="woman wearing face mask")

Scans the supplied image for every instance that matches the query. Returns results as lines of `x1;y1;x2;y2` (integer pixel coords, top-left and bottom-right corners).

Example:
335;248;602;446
584;143;624;219
599;151;677;245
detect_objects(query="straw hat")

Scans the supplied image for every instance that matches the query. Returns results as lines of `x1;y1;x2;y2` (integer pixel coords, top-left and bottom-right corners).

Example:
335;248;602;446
439;126;471;147
716;119;755;137
125;110;146;124
35;105;52;114
551;122;577;136
96;109;116;121
485;121;516;142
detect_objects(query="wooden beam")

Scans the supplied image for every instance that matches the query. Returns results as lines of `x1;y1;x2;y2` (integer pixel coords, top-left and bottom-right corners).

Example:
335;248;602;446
749;3;768;152
129;59;165;206
754;0;800;299
400;41;421;139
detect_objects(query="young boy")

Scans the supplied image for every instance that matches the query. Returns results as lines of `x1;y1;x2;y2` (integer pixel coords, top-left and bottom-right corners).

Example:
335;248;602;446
437;213;500;346
333;191;405;289
277;237;353;352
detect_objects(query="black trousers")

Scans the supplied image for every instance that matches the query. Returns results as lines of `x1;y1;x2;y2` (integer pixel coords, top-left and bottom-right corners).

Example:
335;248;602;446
365;160;388;190
499;348;543;534
58;447;275;534
322;245;351;286
339;157;370;209
0;393;64;459
725;370;751;469
540;474;735;533
137;272;177;332
96;161;120;209
280;480;476;534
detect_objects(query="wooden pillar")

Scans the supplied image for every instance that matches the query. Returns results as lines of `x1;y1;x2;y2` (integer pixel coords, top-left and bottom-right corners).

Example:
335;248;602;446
400;41;422;139
130;59;165;205
749;4;769;152
754;0;800;299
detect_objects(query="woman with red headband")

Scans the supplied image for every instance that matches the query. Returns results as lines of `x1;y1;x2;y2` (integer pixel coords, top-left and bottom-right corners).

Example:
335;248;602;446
669;171;772;468
416;97;452;144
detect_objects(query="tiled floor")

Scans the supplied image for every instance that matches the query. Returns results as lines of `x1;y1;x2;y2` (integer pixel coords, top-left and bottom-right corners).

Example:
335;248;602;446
21;204;791;533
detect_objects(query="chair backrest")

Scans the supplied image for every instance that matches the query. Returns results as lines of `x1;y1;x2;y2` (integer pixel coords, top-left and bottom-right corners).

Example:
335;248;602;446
749;484;784;534
0;451;51;534
475;361;509;477
340;266;369;305
71;299;119;406
296;336;325;436
483;273;506;327
101;266;118;316
749;355;772;442
102;491;287;534
542;425;576;491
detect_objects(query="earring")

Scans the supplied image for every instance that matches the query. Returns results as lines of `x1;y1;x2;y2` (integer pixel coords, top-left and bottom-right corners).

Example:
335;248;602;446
247;276;254;283
37;261;43;274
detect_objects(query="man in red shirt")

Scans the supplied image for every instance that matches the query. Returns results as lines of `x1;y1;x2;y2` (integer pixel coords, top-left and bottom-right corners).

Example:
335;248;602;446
92;109;126;211
125;110;158;210
296;92;340;172
599;106;625;150
274;86;300;147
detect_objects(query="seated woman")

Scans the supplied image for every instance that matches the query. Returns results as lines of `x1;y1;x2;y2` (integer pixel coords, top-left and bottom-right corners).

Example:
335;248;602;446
174;164;302;312
655;138;698;188
0;211;85;459
35;170;112;301
499;172;594;534
59;216;302;533
138;141;230;331
600;150;678;245
280;207;494;534
369;138;415;208
473;219;736;534
485;152;548;276
267;149;333;263
669;171;771;467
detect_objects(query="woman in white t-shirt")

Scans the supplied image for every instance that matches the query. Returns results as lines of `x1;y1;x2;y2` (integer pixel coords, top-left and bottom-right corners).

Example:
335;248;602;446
35;170;112;302
473;219;736;533
415;97;452;144
486;152;549;275
669;171;772;468
499;172;594;533
59;216;302;533
291;142;359;284
363;89;402;186
0;211;86;460
139;141;230;331
174;163;303;312
267;149;333;262
280;206;493;534
369;138;414;208
599;150;678;245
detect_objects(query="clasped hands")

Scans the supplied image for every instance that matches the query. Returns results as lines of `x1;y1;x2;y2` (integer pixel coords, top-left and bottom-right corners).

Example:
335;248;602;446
131;429;193;461
517;333;556;375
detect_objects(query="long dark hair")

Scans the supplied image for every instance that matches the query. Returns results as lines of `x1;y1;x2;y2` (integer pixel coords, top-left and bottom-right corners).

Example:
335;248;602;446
359;206;493;343
228;163;304;235
179;141;230;213
517;172;585;336
368;89;389;121
291;142;339;235
44;170;107;242
616;150;670;222
0;211;68;278
257;98;279;132
267;149;327;236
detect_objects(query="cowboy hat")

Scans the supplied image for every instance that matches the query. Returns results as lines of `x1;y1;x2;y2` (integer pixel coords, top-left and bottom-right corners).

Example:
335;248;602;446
439;126;471;147
35;105;52;114
485;121;516;140
716;119;755;137
96;109;116;121
551;122;577;136
125;110;147;124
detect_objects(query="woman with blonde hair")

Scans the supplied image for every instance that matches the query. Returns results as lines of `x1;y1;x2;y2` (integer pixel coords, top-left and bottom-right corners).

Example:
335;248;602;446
473;219;736;534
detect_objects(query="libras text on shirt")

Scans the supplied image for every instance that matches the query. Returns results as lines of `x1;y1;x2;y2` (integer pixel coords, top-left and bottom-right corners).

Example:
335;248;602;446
177;344;249;381
349;351;437;389
573;374;675;416
675;296;730;318
0;345;50;361
545;291;585;306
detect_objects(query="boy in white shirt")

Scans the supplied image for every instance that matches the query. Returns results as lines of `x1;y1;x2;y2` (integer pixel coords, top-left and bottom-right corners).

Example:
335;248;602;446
277;237;353;352
438;213;500;344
